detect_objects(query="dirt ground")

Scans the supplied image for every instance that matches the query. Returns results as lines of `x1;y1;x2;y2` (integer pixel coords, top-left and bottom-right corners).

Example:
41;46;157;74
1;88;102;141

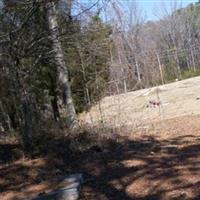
1;115;200;200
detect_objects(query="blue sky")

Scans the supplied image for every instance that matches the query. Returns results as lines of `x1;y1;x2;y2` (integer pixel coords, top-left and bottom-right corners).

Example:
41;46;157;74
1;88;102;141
136;0;198;21
77;0;199;21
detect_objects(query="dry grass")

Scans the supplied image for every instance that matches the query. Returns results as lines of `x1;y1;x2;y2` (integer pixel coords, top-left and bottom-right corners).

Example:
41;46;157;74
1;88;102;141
80;76;200;130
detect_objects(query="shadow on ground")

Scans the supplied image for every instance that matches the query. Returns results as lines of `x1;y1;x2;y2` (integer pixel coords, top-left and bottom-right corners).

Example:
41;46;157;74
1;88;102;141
1;130;200;200
78;134;200;200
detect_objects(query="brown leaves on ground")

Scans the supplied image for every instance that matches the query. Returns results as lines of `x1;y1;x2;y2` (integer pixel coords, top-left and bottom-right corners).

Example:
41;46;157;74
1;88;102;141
1;115;200;200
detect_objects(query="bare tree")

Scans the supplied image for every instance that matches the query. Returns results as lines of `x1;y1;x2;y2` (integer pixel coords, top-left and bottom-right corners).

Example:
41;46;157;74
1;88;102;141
109;0;145;91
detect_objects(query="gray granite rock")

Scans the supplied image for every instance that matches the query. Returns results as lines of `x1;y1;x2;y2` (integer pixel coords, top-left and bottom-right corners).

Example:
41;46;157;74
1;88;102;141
31;174;83;200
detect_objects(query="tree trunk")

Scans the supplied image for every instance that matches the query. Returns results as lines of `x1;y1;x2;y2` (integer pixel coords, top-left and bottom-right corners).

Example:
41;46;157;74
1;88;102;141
22;94;33;154
51;96;60;122
135;57;142;88
76;45;91;106
175;48;182;79
157;53;164;85
0;100;11;131
123;79;127;93
190;46;196;71
46;1;77;129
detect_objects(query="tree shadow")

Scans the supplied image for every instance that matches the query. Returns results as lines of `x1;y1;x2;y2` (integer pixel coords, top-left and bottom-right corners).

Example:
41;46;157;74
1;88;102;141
0;143;22;164
77;135;200;200
1;132;200;200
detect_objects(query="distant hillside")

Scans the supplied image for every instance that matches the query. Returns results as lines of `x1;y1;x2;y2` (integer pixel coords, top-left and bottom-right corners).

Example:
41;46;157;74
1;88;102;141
80;76;200;128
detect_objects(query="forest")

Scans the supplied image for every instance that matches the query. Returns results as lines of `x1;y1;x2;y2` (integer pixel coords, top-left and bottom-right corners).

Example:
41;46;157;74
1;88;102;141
1;0;200;200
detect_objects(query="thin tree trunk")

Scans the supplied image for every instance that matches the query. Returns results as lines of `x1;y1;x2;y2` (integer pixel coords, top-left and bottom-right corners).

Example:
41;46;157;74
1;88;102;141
0;100;11;131
186;55;190;70
123;79;127;93
76;45;91;106
14;65;34;153
22;96;33;153
51;96;60;122
175;48;182;79
46;1;77;129
135;57;142;88
190;46;196;71
157;53;164;85
65;0;73;20
48;72;61;123
115;80;120;94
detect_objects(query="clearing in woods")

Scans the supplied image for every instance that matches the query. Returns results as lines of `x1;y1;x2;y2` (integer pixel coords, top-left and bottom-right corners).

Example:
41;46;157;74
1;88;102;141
1;76;200;200
81;76;200;129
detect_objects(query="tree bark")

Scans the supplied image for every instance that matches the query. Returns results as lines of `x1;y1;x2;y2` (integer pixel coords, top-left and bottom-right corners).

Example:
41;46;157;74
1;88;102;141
175;48;182;79
22;96;33;153
157;53;164;85
46;1;77;129
0;100;11;131
51;96;60;122
190;46;196;71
